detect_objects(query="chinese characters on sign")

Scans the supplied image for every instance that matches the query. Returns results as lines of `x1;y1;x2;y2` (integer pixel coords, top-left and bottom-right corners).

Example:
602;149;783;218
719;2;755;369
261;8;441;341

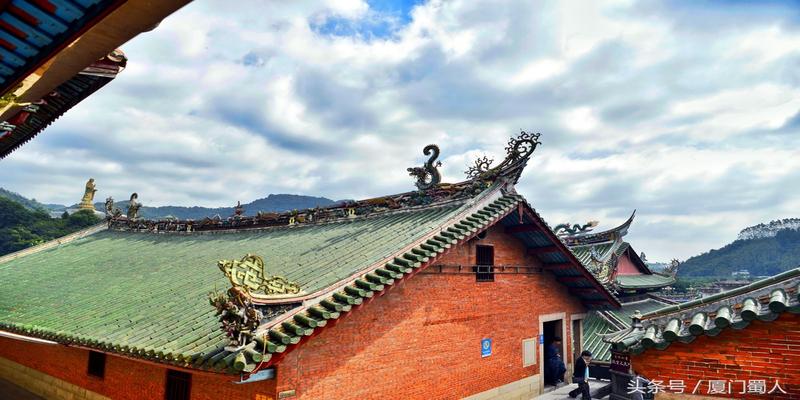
610;350;630;373
627;378;788;395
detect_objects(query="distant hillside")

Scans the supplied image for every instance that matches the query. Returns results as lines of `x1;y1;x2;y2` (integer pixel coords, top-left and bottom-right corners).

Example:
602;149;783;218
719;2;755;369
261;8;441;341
0;188;338;220
0;197;101;256
737;218;800;240
0;188;49;211
679;227;800;278
94;194;338;219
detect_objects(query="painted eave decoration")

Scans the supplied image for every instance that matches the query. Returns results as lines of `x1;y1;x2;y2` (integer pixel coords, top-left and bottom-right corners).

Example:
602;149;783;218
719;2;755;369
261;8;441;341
0;0;124;96
0;48;126;158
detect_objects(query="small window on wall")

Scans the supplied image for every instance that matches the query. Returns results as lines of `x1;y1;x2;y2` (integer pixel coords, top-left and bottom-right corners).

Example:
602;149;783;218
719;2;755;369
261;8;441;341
87;351;106;379
474;245;495;282
165;370;191;400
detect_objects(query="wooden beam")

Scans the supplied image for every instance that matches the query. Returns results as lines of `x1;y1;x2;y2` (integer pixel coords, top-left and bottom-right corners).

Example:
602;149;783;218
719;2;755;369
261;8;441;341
528;245;559;255
557;276;587;284
505;224;539;234
541;263;573;270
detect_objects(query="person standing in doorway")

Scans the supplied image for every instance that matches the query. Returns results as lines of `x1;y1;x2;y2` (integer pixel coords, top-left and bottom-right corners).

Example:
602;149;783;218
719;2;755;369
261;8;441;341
569;350;592;399
544;337;567;385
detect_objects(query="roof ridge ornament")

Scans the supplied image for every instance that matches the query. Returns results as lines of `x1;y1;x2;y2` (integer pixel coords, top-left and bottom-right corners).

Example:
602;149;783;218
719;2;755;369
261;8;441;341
218;254;301;296
211;254;301;347
465;131;541;184
407;144;442;190
555;221;599;236
127;192;141;220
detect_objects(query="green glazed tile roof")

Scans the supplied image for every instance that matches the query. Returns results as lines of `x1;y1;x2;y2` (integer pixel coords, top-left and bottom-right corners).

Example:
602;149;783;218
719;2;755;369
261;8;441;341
606;267;800;355
0;199;476;370
615;273;675;289
569;242;614;266
0;189;546;373
583;297;673;362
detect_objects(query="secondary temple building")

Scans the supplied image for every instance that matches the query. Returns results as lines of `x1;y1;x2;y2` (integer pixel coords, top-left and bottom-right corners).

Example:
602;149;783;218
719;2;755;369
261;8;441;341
604;268;800;399
557;214;679;379
0;133;621;400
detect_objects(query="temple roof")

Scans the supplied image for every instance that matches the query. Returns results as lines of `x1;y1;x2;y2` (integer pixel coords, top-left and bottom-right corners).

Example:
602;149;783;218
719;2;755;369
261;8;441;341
582;295;676;363
604;267;800;355
0;133;621;374
0;50;125;158
561;211;675;292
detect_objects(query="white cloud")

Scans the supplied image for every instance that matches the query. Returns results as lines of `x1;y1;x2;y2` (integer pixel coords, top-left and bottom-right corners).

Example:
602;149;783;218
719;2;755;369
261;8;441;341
3;0;800;261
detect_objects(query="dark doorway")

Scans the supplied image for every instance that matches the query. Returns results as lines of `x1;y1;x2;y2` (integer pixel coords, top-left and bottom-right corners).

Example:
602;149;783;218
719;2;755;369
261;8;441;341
572;319;582;363
543;319;565;386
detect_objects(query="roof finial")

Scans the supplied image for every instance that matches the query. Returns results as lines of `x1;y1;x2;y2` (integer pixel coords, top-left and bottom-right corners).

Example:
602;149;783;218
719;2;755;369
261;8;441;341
554;220;599;236
464;131;541;184
407;144;442;191
127;193;141;220
78;178;97;211
632;310;643;329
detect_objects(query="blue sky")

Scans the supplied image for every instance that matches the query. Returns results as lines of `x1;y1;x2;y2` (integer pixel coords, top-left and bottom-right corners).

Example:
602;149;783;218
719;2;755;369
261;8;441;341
3;0;800;261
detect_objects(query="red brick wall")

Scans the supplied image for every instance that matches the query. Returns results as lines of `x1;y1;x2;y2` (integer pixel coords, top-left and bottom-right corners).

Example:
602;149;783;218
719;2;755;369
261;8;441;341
274;224;586;399
0;224;588;400
0;336;276;399
630;312;800;399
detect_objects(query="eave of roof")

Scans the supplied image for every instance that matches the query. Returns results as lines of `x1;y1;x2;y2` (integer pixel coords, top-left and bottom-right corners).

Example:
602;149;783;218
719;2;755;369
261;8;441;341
0;0;191;157
604;267;800;355
615;273;675;290
562;210;636;246
0;0;126;96
0;53;124;158
583;295;675;362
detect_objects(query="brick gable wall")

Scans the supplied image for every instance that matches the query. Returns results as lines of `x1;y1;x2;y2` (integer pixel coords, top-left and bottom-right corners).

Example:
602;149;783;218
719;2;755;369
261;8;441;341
630;313;800;399
274;224;586;399
0;336;277;399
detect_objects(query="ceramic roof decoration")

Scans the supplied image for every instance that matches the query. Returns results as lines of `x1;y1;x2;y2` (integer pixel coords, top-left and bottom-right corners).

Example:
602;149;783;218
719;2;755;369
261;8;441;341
581;295;677;363
0;49;126;158
561;211;677;292
0;132;620;375
603;267;800;355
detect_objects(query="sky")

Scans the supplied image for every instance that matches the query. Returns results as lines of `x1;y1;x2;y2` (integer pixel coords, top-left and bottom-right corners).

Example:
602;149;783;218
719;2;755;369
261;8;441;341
3;0;800;261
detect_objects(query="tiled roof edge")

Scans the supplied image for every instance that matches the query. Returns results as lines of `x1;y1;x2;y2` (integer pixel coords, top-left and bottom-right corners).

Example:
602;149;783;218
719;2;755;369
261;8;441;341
644;267;800;319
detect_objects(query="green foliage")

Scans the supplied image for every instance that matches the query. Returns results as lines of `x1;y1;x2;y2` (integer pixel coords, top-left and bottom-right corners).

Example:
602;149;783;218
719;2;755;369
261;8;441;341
0;188;54;211
679;228;800;278
0;197;102;256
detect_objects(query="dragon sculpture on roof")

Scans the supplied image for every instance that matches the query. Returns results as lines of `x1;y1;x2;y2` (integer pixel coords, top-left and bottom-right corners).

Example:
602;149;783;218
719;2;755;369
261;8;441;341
408;144;442;190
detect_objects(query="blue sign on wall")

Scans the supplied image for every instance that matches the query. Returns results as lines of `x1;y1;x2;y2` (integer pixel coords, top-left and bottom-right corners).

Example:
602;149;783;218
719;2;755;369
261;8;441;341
539;334;544;344
481;338;492;357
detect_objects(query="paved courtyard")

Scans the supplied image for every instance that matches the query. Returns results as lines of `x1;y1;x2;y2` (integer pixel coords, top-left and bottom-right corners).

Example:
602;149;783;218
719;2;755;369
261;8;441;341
534;379;611;400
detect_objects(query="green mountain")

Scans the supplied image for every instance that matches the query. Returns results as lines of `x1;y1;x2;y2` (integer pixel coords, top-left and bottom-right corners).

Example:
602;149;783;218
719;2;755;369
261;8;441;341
94;194;338;219
0;188;50;211
0;189;339;256
679;226;800;278
0;197;102;256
